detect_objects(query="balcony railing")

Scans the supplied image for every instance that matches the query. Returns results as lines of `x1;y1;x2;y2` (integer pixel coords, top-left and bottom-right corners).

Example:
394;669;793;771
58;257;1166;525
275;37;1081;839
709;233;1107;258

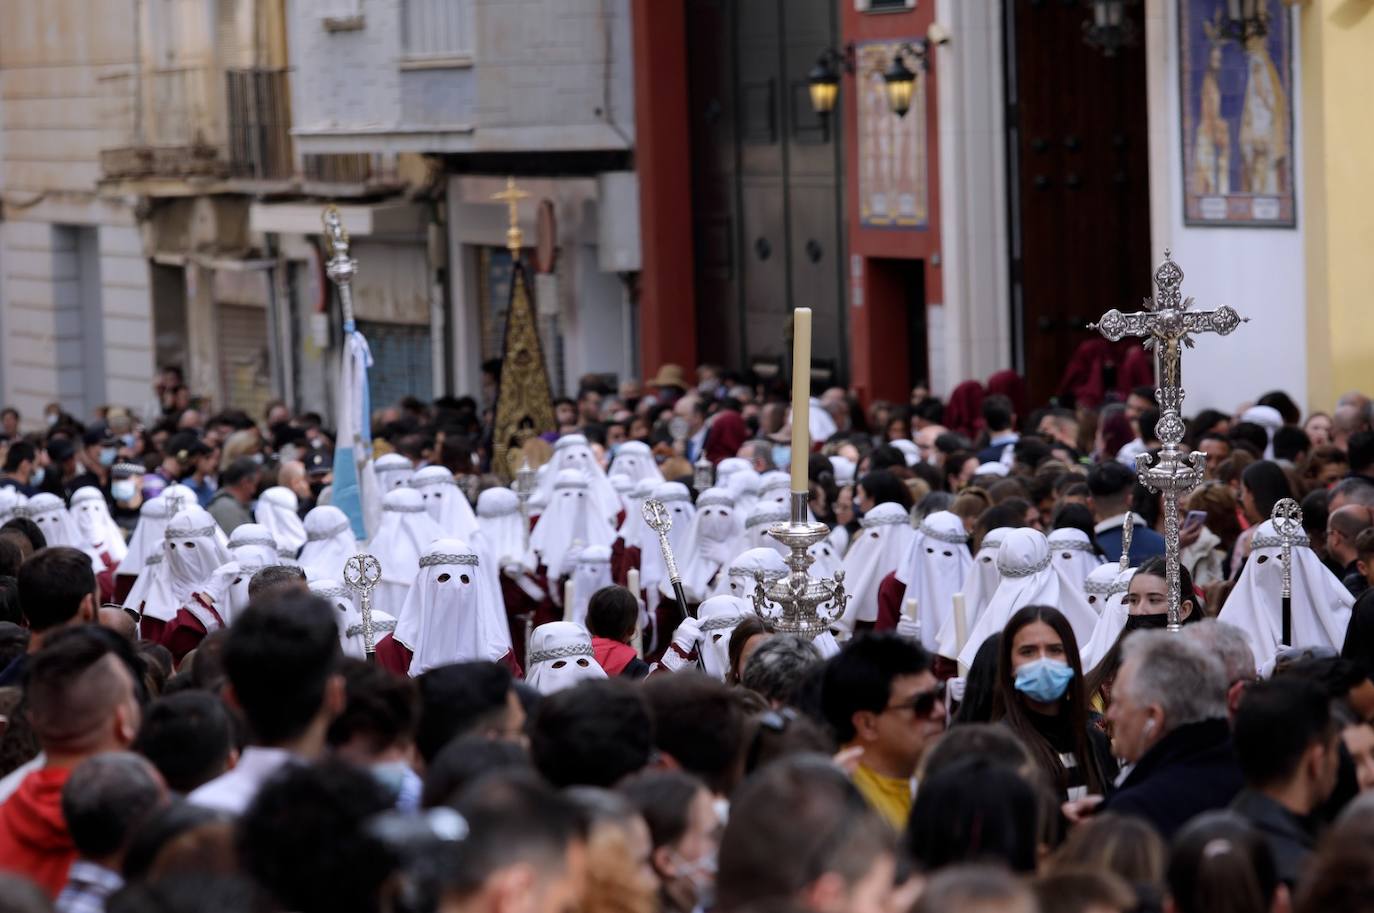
226;68;295;181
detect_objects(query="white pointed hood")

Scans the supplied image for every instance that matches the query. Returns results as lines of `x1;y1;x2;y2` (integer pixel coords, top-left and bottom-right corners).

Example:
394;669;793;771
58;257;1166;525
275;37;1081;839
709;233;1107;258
681;488;745;596
535;434;622;523
395;537;512;675
525;621;607;694
299;505;358;582
958;528;1098;669
1047;527;1104;595
607;441;664;486
1219;520;1354;665
836;503;915;636
69;487;128;563
897;511;972;657
255;487;307;557
410;465;480;539
531;470;618;580
568;544;614;627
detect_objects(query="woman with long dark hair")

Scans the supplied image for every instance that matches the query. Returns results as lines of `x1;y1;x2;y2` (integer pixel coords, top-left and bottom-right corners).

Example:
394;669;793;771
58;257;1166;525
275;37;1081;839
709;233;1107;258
993;605;1115;801
1241;461;1295;526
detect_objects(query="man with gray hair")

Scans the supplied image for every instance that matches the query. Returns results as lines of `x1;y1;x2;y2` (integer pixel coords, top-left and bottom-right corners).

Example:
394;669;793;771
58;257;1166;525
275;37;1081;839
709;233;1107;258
1098;630;1244;837
1187;619;1258;722
740;635;821;708
57;752;168;913
1329;476;1374;512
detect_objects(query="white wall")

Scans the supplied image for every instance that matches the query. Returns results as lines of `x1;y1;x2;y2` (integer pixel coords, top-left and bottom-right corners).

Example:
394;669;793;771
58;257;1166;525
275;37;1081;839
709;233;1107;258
1145;0;1306;415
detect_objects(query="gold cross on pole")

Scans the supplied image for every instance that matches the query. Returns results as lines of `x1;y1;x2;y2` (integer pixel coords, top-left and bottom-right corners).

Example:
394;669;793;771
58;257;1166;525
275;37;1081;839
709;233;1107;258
491;177;529;255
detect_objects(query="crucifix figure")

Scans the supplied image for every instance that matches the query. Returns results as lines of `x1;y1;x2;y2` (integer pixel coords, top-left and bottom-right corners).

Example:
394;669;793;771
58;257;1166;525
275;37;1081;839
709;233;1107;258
492;177;530;255
1091;250;1247;630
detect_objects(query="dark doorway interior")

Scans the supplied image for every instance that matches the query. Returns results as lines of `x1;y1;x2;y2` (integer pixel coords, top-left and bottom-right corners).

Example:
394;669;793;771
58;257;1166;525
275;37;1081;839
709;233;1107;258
685;0;848;382
1003;0;1152;406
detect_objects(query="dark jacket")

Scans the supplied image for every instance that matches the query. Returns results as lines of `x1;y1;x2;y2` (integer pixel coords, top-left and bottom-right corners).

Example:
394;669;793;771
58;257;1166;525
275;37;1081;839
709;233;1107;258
206;489;253;536
1341;590;1374;677
1230;788;1316;886
1096;522;1166;567
1100;718;1243;839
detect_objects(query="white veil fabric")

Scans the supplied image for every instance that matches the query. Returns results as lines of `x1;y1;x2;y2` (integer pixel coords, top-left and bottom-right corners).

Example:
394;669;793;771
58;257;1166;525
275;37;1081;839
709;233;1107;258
957;528;1098;670
299;505;358;582
1047;527;1105;594
534;434;623;523
254;487;307;557
607;441;664;486
308;576;397;661
530;470;618;581
568;544;614;627
1079;568;1136;672
897;511;973;655
70;487;128;564
395;538;513;676
26;493;102;569
370;487;446;621
1219;520;1354;666
410;465;480;539
141;507;232;628
835;503;915;637
680;488;745;597
525;621;607;694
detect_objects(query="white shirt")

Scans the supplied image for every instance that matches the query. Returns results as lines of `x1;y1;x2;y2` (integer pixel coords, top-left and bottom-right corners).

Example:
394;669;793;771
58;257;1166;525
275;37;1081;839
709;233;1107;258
0;753;43;803
188;746;296;815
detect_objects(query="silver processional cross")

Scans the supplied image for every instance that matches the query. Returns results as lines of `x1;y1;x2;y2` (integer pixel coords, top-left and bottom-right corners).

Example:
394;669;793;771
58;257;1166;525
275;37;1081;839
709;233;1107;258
1091;251;1247;631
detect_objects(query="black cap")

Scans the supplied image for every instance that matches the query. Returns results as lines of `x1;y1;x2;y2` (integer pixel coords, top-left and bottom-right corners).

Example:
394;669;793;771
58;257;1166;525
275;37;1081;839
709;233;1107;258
304;450;332;476
47;437;76;463
166;431;211;462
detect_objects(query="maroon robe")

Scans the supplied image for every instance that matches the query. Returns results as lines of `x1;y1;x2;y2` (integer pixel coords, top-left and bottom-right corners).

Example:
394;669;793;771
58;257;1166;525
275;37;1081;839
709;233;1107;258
875;572;906;632
372;633;522;678
155;593;224;665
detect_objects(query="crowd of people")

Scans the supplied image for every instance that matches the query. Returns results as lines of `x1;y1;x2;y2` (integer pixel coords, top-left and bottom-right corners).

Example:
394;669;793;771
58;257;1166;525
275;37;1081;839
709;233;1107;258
0;355;1372;913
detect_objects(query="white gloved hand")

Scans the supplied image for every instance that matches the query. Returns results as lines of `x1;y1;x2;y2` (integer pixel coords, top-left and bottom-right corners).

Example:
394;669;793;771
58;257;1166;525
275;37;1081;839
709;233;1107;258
895;617;923;644
659;616;703;671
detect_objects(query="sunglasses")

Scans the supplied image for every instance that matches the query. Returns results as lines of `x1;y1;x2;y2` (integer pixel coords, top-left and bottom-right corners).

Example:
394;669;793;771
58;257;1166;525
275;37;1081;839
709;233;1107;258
885;681;946;717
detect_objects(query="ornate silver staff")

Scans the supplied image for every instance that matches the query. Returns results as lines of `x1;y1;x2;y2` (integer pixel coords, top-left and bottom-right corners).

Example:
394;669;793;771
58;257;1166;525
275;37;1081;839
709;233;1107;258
1091;251;1246;631
343;553;383;661
642;498;692;616
1271;498;1303;646
513;460;536;548
1119;510;1134;573
322;206;358;326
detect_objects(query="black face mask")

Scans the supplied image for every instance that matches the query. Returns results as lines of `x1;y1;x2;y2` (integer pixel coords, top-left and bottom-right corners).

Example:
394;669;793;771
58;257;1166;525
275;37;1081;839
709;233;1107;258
1124;612;1172;632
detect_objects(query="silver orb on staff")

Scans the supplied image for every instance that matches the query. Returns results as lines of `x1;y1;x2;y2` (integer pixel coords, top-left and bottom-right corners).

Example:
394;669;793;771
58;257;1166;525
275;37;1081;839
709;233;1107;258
343;553;383;660
1270;498;1303;646
641;498;692;615
1091;251;1247;631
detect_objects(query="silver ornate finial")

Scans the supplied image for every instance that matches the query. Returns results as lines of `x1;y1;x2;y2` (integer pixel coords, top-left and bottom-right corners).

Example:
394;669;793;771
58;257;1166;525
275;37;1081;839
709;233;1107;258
1119;510;1134;573
1091;251;1247;632
642;498;691;615
322;205;359;326
343;553;383;660
1271;498;1303;645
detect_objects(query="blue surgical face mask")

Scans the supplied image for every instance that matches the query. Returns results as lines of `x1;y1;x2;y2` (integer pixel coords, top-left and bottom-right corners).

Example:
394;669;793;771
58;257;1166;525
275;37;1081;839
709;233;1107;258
30;467;45;487
112;479;137;502
771;445;791;471
1014;657;1075;704
99;447;118;467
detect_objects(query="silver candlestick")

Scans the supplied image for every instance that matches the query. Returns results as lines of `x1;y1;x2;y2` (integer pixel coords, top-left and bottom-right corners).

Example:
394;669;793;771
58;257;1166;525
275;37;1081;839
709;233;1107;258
750;492;849;638
1091;251;1246;632
343;553;383;661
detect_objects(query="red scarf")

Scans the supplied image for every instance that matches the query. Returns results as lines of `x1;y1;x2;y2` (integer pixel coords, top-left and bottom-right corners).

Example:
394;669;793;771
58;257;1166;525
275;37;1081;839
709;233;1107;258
593;637;638;676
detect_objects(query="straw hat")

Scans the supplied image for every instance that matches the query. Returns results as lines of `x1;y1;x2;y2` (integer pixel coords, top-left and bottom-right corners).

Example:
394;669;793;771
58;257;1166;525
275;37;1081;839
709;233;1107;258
648;363;687;390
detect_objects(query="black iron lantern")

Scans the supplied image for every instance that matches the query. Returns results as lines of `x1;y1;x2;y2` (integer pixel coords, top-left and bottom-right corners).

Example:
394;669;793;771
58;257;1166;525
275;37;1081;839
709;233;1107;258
1083;0;1139;56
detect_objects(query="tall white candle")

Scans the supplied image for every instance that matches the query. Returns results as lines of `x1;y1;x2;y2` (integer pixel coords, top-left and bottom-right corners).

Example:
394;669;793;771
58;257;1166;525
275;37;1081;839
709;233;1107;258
790;308;812;494
627;568;640;598
563;579;575;623
952;592;968;654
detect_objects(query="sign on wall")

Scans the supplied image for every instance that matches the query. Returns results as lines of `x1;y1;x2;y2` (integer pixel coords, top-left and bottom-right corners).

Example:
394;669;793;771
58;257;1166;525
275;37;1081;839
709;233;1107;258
856;40;929;230
1178;0;1295;228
